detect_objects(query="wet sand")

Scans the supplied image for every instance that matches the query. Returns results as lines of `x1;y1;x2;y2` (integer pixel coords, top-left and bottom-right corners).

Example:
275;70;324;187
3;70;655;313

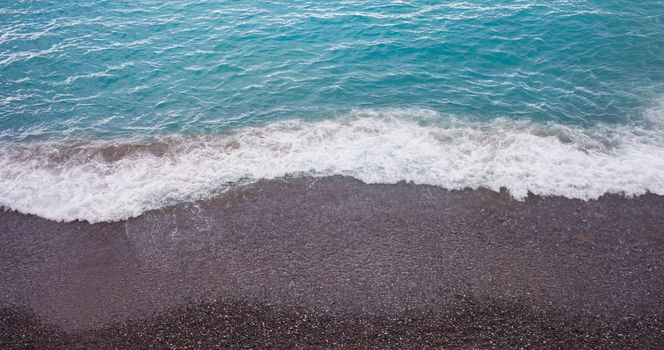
1;176;664;348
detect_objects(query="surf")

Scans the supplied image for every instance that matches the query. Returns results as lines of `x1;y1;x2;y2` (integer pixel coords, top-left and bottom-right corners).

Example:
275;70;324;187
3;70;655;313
1;108;663;223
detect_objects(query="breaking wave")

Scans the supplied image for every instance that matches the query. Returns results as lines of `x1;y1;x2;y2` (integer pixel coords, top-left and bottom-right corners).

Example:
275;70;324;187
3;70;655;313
1;108;663;223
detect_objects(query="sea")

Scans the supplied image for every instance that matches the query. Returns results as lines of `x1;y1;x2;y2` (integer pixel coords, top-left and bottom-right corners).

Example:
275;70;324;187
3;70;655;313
1;0;663;223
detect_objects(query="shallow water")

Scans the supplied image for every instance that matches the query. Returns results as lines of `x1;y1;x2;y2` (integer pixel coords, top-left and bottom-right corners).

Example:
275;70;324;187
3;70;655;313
1;1;664;222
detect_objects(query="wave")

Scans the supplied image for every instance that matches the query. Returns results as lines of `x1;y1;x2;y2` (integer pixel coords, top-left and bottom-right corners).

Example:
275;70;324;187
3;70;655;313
1;108;663;223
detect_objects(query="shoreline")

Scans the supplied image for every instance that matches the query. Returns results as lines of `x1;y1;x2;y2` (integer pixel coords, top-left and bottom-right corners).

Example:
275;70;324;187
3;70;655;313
2;111;663;224
2;176;664;348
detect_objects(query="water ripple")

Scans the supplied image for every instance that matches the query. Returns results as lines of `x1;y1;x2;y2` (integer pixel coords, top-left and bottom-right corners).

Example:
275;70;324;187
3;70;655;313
0;0;663;140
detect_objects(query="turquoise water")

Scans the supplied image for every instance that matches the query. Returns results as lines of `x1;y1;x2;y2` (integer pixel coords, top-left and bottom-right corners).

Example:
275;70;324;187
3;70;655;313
2;0;663;139
1;1;664;222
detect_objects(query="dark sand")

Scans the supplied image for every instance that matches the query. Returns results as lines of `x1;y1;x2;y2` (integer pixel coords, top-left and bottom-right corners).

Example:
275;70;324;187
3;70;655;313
1;176;663;349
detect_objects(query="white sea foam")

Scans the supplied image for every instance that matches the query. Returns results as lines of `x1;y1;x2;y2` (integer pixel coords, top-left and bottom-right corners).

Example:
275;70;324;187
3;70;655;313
1;108;663;223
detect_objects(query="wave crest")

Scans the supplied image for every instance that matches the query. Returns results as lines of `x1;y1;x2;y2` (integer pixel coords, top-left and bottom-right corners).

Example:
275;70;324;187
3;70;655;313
1;109;663;223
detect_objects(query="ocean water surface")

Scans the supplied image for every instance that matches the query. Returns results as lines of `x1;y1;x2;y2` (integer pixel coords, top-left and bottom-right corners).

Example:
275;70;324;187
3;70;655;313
1;0;664;222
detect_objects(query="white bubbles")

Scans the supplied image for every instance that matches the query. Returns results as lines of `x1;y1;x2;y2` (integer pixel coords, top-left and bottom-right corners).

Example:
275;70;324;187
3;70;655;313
1;108;663;223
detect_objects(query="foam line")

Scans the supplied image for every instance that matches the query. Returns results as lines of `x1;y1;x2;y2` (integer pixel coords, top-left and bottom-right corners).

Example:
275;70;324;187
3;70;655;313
1;109;663;223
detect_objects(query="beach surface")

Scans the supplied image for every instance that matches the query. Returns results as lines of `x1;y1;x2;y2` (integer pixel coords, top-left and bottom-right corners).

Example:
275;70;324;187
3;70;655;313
1;176;664;348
